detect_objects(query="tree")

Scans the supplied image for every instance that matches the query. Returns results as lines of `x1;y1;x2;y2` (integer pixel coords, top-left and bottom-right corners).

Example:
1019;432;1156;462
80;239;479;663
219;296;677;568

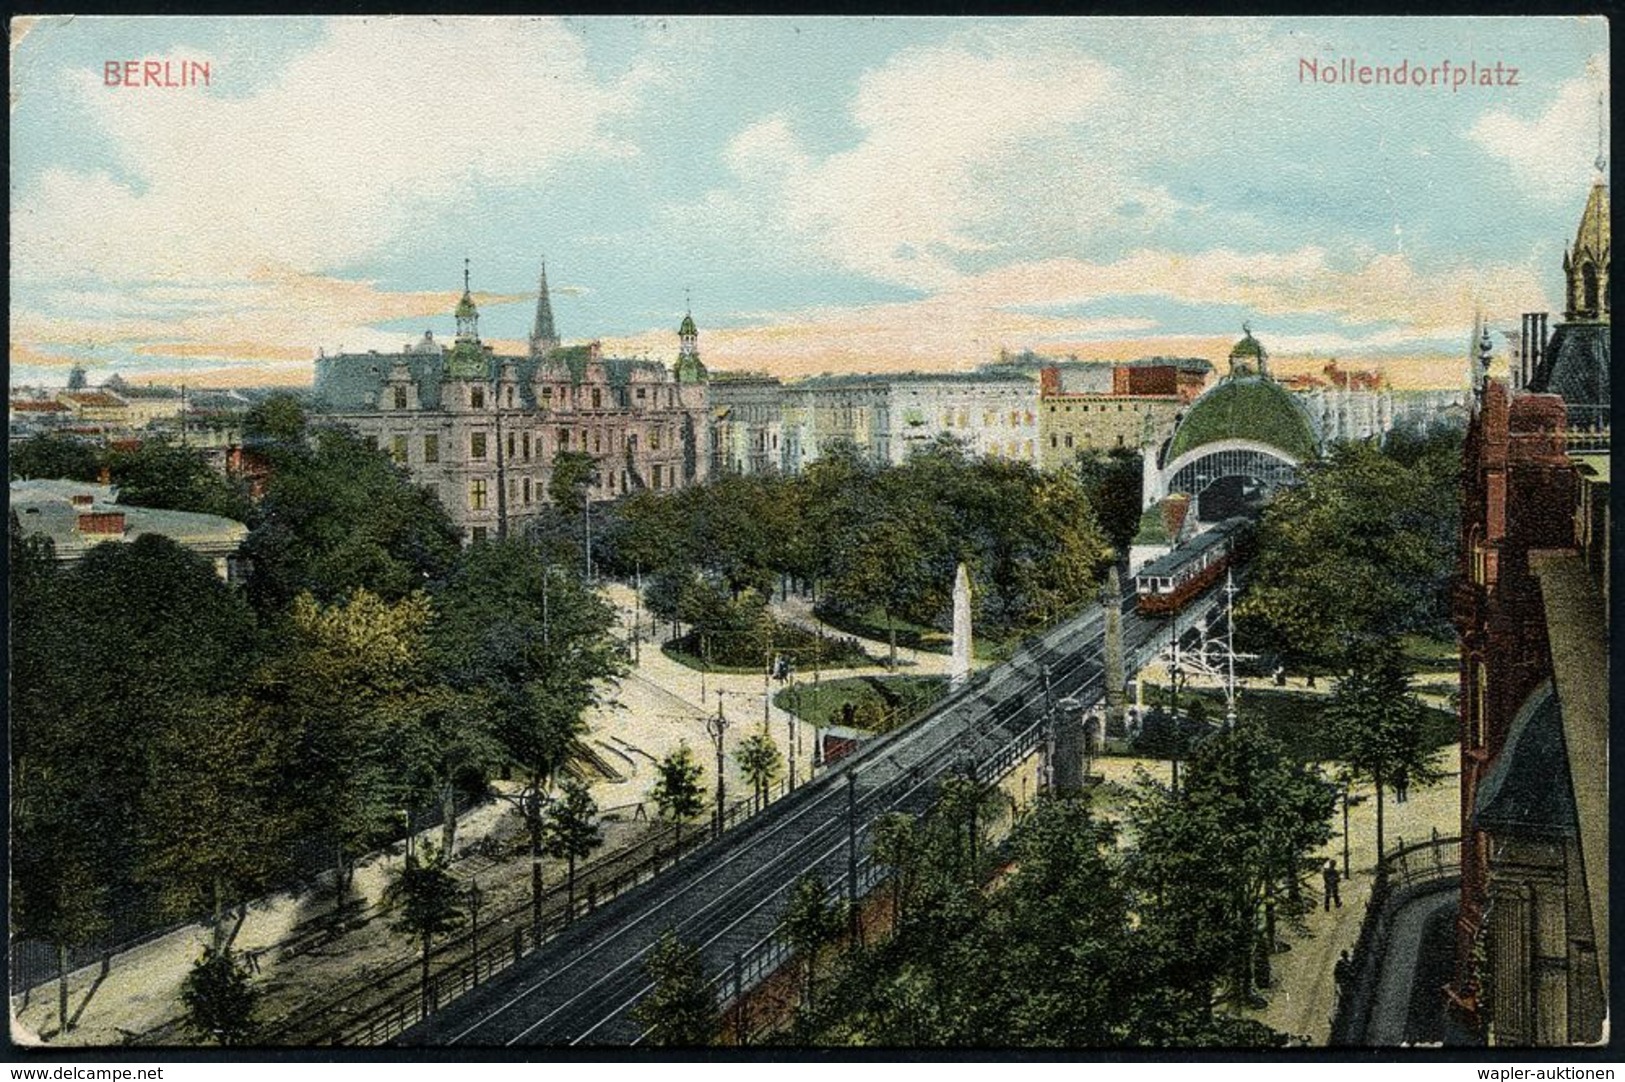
243;426;460;613
548;449;600;517
1237;441;1459;674
8;433;101;482
982;796;1134;1046
1126;720;1336;1011
243;392;307;445
105;437;250;520
384;849;466;1021
544;778;604;921
1325;638;1446;862
137;696;296;948
735;728;783;811
250;589;436;894
826;496;951;670
430;539;625;936
869;812;919;929
1073;447;1145;557
783;874;847;1016
650;742;706;850
11;533;258;1034
631;931;717;1046
180;946;260;1046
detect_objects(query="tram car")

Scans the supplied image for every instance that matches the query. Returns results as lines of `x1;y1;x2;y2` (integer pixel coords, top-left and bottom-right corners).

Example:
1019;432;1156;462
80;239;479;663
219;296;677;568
1134;517;1253;615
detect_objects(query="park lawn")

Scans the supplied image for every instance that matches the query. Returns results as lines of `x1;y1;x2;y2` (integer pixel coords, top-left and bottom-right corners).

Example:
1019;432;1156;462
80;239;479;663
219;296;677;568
663;620;876;674
1128;684;1456;763
1400;632;1459;674
773;675;949;734
813;604;1016;660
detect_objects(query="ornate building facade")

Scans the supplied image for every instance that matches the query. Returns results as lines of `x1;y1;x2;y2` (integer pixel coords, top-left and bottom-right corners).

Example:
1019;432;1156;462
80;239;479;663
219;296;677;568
1450;168;1609;1045
313;264;710;542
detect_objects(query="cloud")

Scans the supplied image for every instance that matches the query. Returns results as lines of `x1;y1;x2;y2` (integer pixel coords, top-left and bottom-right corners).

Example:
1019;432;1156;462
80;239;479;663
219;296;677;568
682;33;1158;290
1471;63;1609;200
951;246;1552;335
11;18;654;285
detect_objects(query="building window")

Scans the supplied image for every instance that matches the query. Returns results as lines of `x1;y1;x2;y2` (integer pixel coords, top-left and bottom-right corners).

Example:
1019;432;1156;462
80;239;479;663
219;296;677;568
390;435;408;464
365;435;379;451
651;464;664;490
1051;435;1058;448
470;386;485;409
592;388;602;409
560;429;570;450
637;387;647;401
507;432;516;459
471;432;487;459
542;386;553;402
1064;434;1073;448
522;477;532;504
470;526;487;544
1024;411;1034;426
424;434;440;463
393;386;408;410
1116;434;1125;447
522;431;531;461
650;428;661;451
595;430;602;453
506;386;515;408
470;479;488;511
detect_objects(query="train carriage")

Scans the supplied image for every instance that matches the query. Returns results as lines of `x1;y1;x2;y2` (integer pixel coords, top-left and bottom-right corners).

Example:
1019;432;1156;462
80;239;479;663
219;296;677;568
1134;517;1253;615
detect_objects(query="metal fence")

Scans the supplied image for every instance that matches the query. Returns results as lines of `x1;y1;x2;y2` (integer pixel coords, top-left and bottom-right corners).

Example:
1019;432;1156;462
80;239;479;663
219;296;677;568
268;781;789;1046
1329;831;1461;1045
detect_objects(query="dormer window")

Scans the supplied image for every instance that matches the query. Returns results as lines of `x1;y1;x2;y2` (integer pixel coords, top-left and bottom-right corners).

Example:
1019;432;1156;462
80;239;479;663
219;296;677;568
470;386;486;409
506;386;515;408
393;386;408;410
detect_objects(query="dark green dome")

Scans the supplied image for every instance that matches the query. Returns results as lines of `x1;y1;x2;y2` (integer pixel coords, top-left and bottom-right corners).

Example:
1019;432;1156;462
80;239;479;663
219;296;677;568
679;313;697;337
1164;375;1318;464
455;291;478;319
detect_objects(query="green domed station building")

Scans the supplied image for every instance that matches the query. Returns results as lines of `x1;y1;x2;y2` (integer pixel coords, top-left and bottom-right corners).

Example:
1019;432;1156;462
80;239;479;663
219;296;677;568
1142;327;1319;524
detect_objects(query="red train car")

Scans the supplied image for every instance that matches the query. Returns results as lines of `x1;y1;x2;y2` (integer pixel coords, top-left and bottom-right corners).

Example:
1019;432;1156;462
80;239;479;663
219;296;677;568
1134;517;1252;615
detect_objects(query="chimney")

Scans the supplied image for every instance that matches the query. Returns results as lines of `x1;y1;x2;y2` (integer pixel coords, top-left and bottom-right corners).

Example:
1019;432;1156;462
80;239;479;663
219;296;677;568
1039;366;1061;397
77;511;126;536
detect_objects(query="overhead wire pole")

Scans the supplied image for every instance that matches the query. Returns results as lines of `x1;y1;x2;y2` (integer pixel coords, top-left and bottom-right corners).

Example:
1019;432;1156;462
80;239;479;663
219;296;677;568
846;770;860;943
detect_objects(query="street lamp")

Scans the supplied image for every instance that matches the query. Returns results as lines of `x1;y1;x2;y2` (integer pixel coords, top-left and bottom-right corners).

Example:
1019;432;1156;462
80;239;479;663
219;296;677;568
707;693;729;837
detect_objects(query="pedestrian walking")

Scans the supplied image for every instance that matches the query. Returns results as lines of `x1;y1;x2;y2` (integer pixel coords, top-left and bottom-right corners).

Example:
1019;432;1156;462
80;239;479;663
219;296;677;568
1393;770;1409;804
1322;858;1342;910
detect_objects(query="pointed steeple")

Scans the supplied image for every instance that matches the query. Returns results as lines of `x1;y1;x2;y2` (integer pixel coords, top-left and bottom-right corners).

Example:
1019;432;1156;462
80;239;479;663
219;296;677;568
1565;176;1610;323
530;260;560;359
455;257;479;342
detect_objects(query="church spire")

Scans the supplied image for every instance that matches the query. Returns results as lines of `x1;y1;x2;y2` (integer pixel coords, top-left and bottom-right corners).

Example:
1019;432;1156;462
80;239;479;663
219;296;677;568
529;260;560;359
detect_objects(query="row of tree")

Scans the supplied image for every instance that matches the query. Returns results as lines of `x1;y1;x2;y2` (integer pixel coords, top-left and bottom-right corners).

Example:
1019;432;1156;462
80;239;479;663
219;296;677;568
598;438;1122;669
1237;427;1462;857
10;403;627;1040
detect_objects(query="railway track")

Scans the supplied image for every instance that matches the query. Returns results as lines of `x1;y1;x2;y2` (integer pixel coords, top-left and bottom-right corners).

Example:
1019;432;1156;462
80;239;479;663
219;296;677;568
404;566;1234;1047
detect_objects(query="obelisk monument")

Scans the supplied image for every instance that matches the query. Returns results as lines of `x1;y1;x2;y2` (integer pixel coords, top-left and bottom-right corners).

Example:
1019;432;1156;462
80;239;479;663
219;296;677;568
949;562;971;687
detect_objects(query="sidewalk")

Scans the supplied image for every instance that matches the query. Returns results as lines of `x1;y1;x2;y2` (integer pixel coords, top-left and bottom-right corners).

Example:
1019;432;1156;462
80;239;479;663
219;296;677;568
1237;746;1460;1044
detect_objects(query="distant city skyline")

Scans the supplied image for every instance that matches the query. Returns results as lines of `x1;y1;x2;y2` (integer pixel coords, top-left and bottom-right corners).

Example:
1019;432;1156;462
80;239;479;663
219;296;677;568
10;16;1608;389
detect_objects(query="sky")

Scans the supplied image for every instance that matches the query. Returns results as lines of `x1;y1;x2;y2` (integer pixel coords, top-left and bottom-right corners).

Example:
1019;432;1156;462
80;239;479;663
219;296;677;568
8;15;1610;389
